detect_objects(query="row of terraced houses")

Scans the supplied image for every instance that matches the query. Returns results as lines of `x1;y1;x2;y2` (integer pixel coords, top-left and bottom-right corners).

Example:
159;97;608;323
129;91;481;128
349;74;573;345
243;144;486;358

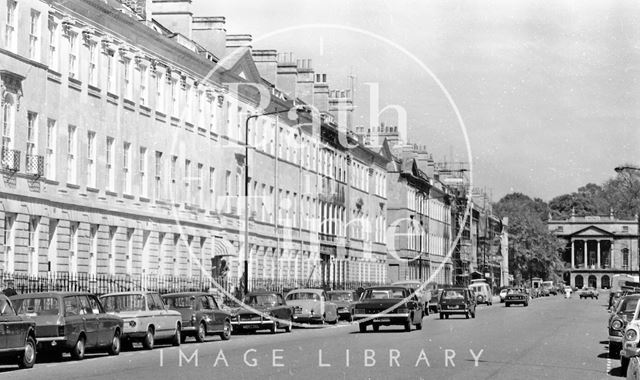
0;0;509;294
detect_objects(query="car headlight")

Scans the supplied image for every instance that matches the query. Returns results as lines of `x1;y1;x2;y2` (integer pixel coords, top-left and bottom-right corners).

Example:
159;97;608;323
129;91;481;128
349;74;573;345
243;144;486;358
612;320;623;331
626;329;638;341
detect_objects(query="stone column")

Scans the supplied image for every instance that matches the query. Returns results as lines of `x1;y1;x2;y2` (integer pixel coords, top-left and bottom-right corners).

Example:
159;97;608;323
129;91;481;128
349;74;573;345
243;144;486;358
597;240;601;269
584;240;588;268
571;240;575;269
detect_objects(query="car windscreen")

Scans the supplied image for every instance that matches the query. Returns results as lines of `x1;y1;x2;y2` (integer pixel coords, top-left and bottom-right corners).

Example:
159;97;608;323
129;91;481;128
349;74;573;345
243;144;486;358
243;294;278;306
441;290;465;300
163;296;193;309
618;298;639;315
13;297;59;316
286;292;320;301
362;288;405;300
328;293;354;302
0;298;16;316
507;289;523;295
100;294;145;312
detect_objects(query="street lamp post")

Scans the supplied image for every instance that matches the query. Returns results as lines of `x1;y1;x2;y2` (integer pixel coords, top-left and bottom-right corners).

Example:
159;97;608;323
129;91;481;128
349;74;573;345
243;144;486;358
614;165;640;281
242;105;311;295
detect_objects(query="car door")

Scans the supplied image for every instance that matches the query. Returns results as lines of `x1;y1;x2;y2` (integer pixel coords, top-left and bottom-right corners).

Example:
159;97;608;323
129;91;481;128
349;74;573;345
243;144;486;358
1;297;24;350
78;295;100;348
205;295;223;331
88;295;110;346
153;293;174;337
145;294;163;336
63;296;85;344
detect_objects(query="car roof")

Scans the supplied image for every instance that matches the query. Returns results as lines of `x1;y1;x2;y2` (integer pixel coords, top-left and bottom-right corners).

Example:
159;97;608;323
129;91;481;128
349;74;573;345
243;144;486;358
245;290;282;296
327;290;355;294
162;292;209;297
286;288;323;294
11;291;94;299
100;291;157;297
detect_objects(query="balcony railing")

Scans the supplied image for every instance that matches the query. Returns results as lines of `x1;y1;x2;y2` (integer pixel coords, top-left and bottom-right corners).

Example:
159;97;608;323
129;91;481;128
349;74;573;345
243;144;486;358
1;149;20;172
26;154;44;176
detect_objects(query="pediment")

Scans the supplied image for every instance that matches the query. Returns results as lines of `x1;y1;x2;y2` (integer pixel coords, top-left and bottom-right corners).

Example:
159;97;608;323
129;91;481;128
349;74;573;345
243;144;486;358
218;47;264;85
570;225;615;237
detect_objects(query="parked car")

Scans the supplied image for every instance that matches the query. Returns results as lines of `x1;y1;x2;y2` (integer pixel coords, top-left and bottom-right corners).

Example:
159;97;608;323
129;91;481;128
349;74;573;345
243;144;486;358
100;291;181;350
326;290;357;321
619;298;640;374
499;288;509;303
231;290;293;333
539;287;550;297
11;292;123;360
579;287;599;299
469;281;492;305
0;295;37;369
285;289;338;324
609;295;640;358
351;286;423;332
504;288;529;307
438;288;477;319
391;280;431;315
162;292;232;342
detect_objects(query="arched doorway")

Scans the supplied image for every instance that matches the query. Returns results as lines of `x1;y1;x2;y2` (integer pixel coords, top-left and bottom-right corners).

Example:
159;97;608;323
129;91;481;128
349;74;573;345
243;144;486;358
601;275;610;289
574;275;584;289
588;275;597;288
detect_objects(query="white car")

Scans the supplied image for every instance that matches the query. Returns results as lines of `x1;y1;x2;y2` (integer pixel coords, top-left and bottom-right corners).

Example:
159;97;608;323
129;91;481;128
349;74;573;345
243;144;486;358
619;297;640;374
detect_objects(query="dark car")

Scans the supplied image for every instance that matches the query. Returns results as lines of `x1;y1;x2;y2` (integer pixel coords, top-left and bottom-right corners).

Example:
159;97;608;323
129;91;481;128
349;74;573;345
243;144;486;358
352;286;423;332
438;288;476;319
505;288;529;307
162;292;232;343
609;294;640;358
0;295;37;369
231;291;293;333
11;292;123;360
327;290;357;321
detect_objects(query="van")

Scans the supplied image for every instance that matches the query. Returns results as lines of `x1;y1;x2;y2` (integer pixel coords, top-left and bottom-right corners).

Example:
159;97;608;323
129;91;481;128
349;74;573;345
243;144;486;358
469;281;493;305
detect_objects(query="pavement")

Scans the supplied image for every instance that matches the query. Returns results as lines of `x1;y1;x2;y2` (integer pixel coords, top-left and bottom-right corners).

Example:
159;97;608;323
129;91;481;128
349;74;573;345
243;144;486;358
0;293;618;380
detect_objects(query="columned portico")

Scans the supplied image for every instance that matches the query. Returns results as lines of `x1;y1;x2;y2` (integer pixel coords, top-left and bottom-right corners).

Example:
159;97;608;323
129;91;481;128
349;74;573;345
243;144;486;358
570;238;612;270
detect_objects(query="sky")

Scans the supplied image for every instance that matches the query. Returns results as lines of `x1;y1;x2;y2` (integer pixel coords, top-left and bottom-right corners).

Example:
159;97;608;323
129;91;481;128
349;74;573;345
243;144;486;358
193;0;640;202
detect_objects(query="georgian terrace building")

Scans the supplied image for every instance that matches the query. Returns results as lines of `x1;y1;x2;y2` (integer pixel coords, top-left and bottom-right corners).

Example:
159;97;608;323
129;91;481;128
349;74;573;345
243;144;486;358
548;212;639;289
0;0;388;291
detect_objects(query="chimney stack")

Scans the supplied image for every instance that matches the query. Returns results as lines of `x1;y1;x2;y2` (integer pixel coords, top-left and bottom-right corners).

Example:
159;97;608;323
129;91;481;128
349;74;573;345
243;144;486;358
313;73;329;113
192;16;226;59
226;34;252;52
150;0;193;39
276;53;298;99
296;59;314;105
329;89;354;131
252;49;278;86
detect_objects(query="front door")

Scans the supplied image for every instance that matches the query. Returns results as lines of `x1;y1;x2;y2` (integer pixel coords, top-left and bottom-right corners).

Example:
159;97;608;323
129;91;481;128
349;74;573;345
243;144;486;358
88;295;109;346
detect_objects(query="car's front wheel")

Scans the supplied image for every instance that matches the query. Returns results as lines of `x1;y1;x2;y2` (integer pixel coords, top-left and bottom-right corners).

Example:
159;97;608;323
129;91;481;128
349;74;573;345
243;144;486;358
142;328;155;350
220;320;231;341
71;337;86;360
609;342;621;358
196;322;206;343
107;331;121;355
359;323;367;333
404;319;411;332
18;335;36;369
171;325;181;347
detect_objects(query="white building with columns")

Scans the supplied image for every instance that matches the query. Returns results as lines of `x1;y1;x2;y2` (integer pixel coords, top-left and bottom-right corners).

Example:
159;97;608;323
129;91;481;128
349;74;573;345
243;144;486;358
548;212;639;289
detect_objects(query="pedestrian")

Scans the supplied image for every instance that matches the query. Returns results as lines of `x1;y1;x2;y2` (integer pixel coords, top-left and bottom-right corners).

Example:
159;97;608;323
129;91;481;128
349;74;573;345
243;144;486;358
2;280;17;297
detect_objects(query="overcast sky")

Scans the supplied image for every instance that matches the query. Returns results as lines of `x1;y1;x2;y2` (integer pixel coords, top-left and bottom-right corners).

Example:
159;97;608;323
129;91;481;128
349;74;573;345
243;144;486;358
194;0;640;202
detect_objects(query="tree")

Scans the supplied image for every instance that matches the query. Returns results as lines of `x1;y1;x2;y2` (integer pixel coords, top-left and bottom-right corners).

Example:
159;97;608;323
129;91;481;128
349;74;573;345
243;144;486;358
494;193;565;284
